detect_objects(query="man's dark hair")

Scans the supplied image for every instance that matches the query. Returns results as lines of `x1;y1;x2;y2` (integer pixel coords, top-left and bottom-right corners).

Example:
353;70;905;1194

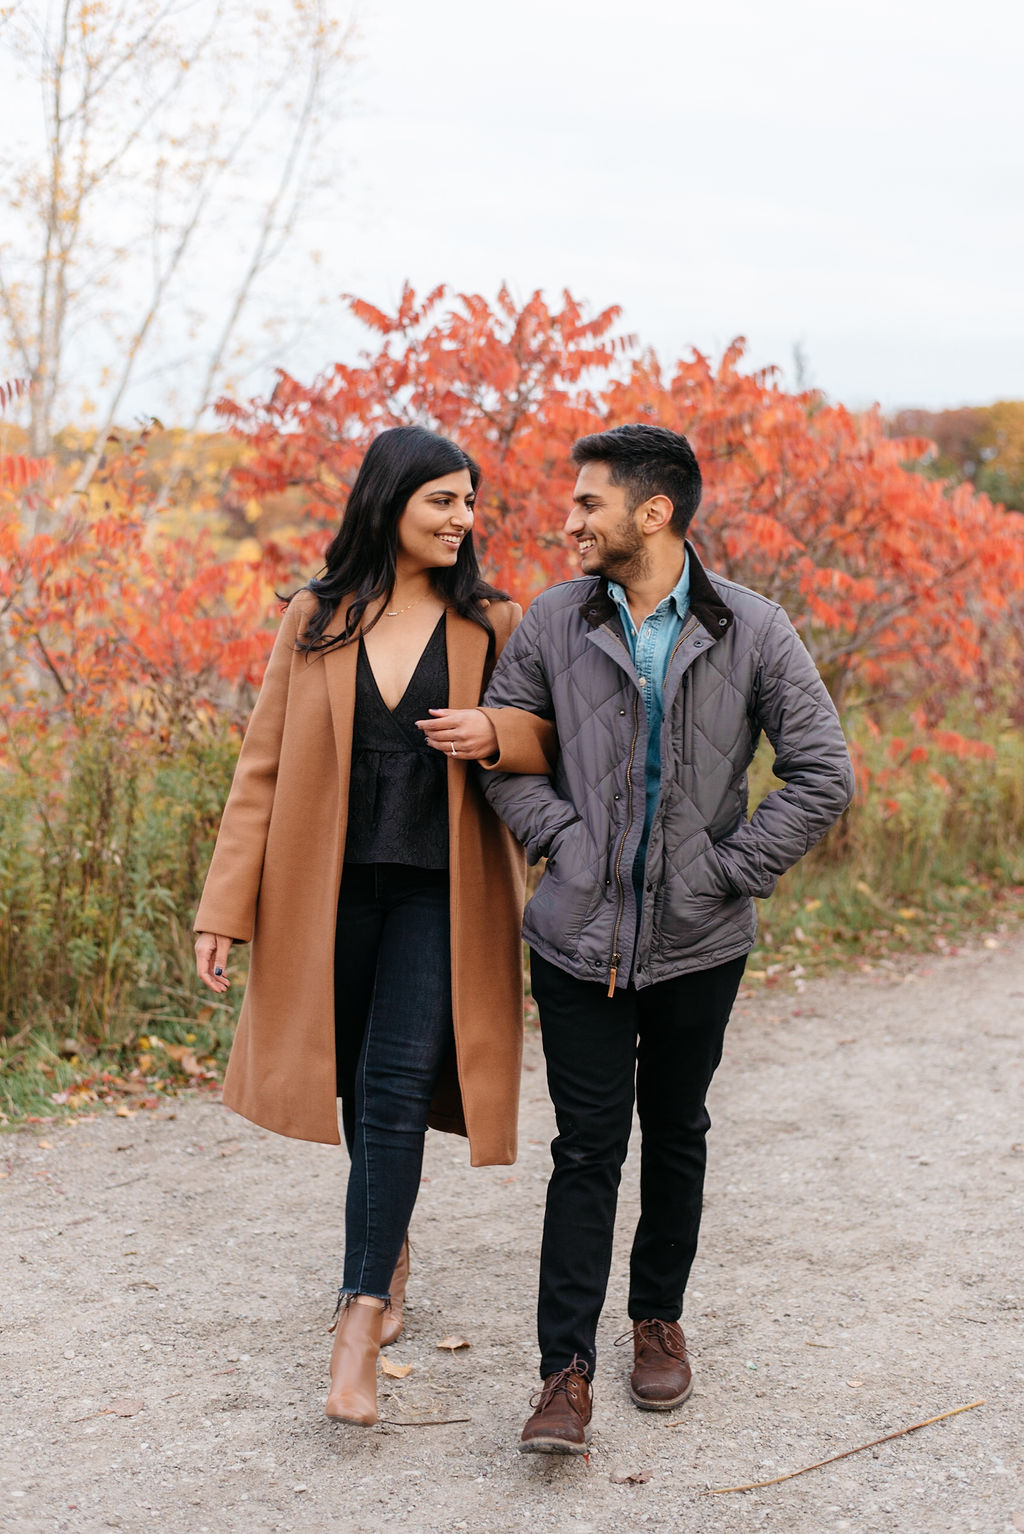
571;423;702;536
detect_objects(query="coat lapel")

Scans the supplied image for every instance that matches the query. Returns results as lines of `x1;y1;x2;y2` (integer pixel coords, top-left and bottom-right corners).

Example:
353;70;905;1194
445;606;489;829
322;602;359;815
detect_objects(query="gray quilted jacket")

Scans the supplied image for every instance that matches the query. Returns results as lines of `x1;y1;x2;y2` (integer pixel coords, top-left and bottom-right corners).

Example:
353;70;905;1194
482;545;854;992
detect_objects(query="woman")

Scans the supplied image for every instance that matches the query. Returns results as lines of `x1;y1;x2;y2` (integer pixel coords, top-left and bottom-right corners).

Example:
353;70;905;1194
194;426;552;1426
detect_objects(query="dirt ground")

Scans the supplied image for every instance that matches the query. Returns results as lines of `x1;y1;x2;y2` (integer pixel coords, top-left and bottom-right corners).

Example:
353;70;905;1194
2;932;1023;1534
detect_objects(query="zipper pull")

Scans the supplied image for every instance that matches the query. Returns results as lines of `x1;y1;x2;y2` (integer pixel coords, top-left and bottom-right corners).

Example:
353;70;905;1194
607;953;621;998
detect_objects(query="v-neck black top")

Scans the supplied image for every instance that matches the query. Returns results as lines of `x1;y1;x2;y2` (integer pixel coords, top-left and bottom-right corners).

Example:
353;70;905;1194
344;613;450;869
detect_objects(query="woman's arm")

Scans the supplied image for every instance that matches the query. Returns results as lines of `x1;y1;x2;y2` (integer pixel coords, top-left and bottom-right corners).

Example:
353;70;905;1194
415;598;557;771
193;594;309;946
416;705;556;772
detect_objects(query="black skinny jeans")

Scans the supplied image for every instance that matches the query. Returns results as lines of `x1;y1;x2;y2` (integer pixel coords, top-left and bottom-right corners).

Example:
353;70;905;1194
333;862;454;1300
529;948;746;1378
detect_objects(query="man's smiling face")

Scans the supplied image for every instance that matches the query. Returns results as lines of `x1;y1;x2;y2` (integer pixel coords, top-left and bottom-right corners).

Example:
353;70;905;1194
565;461;648;583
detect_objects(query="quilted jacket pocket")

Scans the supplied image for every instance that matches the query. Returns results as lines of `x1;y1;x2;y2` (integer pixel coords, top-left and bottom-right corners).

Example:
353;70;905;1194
529;819;603;951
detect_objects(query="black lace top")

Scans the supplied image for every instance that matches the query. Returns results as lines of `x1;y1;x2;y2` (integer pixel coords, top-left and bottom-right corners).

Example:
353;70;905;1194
344;614;449;869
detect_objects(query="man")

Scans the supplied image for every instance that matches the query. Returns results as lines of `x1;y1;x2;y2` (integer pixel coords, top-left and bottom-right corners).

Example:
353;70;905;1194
480;423;854;1454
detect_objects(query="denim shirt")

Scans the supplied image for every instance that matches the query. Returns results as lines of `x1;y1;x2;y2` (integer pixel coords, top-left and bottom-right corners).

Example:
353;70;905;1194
607;556;691;894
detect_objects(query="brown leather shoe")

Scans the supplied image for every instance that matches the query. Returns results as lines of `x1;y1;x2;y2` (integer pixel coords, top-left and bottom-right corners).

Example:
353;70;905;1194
519;1360;592;1454
625;1319;692;1410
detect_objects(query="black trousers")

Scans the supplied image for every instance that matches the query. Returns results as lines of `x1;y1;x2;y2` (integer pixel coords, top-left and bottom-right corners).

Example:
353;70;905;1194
529;948;747;1378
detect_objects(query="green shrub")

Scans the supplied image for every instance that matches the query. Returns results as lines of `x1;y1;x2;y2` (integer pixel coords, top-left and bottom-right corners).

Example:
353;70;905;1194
751;703;1024;964
0;722;244;1057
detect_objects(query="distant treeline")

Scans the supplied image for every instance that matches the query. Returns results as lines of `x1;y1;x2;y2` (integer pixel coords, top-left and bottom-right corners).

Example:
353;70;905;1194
886;402;1024;513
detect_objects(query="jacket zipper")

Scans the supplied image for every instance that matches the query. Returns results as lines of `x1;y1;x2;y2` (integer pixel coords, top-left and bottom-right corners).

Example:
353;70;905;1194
617;617;701;991
608;690;641;996
604;613;702;995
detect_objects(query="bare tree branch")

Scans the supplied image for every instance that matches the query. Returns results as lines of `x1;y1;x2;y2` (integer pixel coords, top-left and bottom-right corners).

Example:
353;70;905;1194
0;0;354;473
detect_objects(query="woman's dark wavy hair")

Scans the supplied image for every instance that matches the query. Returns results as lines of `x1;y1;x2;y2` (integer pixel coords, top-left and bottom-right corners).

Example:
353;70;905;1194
293;425;507;652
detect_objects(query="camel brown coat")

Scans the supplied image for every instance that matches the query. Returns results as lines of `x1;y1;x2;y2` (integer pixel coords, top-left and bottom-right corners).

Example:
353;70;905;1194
195;592;550;1165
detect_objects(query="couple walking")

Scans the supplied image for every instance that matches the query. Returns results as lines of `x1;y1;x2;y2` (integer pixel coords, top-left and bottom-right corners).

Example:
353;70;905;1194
195;421;854;1451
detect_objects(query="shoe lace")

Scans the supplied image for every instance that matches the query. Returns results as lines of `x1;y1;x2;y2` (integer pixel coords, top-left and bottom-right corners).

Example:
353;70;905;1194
529;1355;591;1410
614;1319;688;1359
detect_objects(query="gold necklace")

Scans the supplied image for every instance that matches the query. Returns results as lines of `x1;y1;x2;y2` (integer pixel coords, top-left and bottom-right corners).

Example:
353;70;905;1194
385;592;429;617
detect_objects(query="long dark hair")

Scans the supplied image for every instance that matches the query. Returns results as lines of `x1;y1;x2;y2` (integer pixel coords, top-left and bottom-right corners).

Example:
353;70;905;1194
295;425;506;652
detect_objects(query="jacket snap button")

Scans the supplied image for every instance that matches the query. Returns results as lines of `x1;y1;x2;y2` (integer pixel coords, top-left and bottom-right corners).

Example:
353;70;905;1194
614;793;621;801
719;617;727;626
618;708;626;715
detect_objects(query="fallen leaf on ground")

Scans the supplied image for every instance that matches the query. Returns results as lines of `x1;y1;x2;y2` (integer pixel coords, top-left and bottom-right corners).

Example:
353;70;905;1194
37;1140;53;1149
611;1469;652;1484
380;1356;413;1378
846;1379;864;1388
436;1335;469;1352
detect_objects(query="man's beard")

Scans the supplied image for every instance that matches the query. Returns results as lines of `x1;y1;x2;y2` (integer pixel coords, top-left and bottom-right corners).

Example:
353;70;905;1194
593;512;650;584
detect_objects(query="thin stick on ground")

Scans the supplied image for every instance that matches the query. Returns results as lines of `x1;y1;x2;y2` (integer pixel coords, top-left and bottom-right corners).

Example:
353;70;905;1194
705;1398;986;1494
379;1416;472;1427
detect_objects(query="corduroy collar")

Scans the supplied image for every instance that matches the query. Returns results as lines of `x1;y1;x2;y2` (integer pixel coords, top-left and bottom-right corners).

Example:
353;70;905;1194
578;541;734;638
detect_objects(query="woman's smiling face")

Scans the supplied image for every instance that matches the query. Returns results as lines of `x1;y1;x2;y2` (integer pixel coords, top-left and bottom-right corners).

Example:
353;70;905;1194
395;469;476;576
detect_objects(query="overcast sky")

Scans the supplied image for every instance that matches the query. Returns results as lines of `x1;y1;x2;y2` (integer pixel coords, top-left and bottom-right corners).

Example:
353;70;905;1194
304;0;1023;411
4;0;1020;419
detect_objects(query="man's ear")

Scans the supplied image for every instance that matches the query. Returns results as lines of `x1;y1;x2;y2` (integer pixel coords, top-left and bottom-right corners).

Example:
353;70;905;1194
640;494;674;534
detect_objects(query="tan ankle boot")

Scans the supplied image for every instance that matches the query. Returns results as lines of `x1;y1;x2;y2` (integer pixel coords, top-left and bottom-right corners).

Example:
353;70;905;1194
379;1238;410;1347
325;1295;385;1424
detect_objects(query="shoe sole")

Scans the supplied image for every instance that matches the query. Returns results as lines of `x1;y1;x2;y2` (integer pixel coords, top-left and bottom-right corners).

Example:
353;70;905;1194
518;1432;591;1455
630;1378;694;1411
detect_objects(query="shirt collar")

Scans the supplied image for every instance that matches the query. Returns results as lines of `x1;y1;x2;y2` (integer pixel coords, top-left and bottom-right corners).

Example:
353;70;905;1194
607;552;690;626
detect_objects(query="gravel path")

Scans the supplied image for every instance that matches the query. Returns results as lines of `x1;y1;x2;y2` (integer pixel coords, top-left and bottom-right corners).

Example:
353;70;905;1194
2;933;1022;1534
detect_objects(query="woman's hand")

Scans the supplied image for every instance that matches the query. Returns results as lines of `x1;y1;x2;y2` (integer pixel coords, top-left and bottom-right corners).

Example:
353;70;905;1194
416;707;500;761
195;932;233;993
